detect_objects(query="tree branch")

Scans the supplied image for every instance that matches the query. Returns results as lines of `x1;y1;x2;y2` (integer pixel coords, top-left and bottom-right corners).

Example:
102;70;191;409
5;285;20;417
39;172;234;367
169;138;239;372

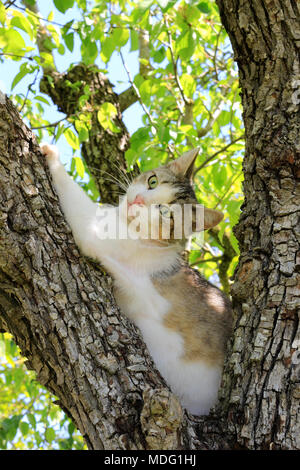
119;86;138;113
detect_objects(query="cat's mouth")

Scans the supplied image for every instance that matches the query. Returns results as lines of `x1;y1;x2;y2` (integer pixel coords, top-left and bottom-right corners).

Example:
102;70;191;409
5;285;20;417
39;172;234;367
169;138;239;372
127;195;146;218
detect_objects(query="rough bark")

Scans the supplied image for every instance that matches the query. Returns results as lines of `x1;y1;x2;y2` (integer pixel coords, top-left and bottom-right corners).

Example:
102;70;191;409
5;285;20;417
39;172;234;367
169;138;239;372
216;0;300;449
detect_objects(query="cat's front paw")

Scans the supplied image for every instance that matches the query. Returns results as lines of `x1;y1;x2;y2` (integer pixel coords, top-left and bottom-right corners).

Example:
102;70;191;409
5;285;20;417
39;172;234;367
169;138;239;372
40;142;60;166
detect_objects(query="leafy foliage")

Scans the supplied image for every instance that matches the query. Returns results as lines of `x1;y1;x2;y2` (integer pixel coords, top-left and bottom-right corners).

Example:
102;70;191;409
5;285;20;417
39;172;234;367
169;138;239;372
0;0;245;450
0;333;86;449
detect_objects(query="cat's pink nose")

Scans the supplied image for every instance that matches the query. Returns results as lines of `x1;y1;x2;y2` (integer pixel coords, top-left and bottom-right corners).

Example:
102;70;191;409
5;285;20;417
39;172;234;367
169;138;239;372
128;194;145;207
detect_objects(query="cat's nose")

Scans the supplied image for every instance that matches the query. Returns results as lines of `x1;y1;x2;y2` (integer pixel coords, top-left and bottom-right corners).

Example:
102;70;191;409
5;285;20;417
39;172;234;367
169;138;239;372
128;194;145;207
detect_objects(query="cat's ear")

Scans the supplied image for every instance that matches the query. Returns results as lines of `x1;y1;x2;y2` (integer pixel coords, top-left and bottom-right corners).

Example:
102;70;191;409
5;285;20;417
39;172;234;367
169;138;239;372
192;205;224;231
168;147;200;179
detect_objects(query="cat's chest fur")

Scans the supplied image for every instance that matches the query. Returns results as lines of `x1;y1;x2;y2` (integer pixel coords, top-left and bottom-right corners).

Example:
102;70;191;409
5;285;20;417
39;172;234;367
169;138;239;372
112;263;184;365
101;251;186;385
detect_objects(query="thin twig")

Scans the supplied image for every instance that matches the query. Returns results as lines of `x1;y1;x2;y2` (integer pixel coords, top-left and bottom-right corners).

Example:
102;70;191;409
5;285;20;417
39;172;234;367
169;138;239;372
213;170;243;209
0;52;34;61
190;256;222;267
5;0;18;9
18;68;40;113
212;27;222;81
14;4;77;31
119;50;155;128
193;134;245;176
164;17;187;114
31;116;67;130
197;98;225;137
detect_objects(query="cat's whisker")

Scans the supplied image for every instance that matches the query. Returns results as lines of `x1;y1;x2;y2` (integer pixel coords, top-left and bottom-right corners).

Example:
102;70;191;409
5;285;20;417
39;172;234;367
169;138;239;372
88;165;130;193
97;170;128;193
110;160;133;188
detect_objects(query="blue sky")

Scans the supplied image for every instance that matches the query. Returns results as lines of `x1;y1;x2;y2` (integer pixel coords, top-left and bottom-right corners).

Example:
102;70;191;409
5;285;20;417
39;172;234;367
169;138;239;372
0;1;144;165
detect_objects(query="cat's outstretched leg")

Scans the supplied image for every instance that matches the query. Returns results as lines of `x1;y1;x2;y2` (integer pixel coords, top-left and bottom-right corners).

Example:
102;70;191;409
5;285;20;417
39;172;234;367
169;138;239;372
40;143;102;259
40;142;61;169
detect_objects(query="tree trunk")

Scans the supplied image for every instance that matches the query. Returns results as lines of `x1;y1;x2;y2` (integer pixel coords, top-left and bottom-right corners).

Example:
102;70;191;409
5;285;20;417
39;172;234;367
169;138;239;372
215;0;300;449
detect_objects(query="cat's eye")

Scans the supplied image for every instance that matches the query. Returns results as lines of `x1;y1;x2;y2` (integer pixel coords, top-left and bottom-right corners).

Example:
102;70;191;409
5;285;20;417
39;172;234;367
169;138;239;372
148;174;158;189
159;205;172;218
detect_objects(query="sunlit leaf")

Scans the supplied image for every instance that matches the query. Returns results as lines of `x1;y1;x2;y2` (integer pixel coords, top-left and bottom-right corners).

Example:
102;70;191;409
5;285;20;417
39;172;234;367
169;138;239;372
11;15;34;40
53;0;75;13
97;102;120;133
74;157;85;178
0;2;6;25
64;128;80;150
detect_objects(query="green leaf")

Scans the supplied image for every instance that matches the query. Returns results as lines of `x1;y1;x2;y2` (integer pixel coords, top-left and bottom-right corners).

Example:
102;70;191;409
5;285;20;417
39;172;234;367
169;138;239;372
27;413;36;429
181;74;196;98
218;110;231;127
81;38;98;65
97;102;120;133
111;27;129;50
64;32;74;52
0;3;6;25
100;36;115;63
130;127;149;151
11;15;34;40
197;2;211;14
74;157;85;178
212;165;227;190
75;120;89;142
177;30;195;61
125;148;136;167
20;421;29;437
64;128;80;150
39;52;56;70
76;0;87;9
35;95;50;105
4;416;21;441
45;427;56;444
58;43;65;55
130;29;139;52
55;123;66;142
139;79;153;106
227;199;242;227
0;28;26;53
53;0;75;13
152;46;165;63
68;421;75;435
230;232;239;254
11;63;35;90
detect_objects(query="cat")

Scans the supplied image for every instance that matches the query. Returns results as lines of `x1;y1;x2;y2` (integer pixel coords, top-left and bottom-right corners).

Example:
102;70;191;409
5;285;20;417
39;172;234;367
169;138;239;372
40;143;232;416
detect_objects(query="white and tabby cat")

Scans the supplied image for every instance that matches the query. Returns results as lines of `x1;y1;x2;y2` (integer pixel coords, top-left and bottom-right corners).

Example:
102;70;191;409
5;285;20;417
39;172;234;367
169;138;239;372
40;143;232;416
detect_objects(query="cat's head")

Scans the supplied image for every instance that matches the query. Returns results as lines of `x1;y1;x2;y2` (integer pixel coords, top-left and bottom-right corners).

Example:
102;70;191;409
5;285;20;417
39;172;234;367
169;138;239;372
120;148;223;245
